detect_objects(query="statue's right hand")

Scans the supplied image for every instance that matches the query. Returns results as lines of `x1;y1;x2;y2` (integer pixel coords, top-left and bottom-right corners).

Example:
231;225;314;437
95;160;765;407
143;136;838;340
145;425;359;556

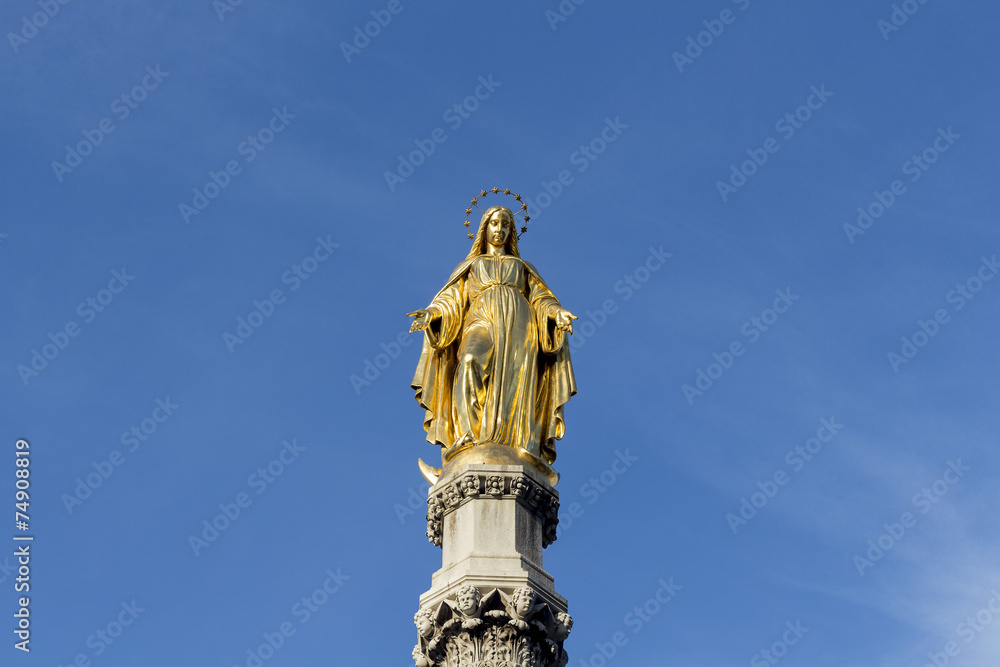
407;309;435;333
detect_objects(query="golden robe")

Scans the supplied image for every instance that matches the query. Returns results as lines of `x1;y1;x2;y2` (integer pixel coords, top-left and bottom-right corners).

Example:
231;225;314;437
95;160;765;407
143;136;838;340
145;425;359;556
411;254;576;464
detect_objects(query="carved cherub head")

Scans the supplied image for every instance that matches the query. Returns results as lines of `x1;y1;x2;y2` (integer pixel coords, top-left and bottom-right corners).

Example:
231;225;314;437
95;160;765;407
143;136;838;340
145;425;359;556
412;644;431;667
554;611;574;640
414;608;436;638
510;586;538;619
455;585;482;617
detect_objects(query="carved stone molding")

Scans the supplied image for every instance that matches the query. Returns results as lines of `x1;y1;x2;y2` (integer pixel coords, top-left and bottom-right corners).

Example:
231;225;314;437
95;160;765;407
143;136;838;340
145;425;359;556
425;471;559;548
413;585;573;667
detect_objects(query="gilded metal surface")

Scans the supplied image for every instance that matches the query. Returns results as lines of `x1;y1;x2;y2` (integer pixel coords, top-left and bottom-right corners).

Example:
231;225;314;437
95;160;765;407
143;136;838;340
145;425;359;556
417;458;441;486
410;206;576;484
441;443;560;486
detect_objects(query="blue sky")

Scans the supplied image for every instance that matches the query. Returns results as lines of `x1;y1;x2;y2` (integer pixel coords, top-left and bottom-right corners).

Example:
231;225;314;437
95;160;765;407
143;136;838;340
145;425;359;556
2;0;999;665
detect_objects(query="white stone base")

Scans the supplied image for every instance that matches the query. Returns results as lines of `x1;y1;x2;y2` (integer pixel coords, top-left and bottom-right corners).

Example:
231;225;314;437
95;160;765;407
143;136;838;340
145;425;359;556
420;461;567;614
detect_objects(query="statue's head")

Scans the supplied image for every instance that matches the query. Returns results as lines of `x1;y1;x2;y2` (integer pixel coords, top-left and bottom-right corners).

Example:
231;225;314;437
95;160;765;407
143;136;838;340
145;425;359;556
467;206;520;258
510;586;537;618
555;611;574;640
455;585;482;615
412;645;430;667
414;608;435;638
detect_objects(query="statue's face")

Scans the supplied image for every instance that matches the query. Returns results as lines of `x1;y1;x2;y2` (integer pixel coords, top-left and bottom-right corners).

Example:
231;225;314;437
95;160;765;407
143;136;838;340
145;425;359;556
457;590;479;614
514;589;535;616
416;614;434;636
487;211;511;247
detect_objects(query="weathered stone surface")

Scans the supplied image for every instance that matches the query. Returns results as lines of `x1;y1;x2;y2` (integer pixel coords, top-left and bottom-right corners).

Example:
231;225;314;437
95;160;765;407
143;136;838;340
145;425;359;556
413;585;572;667
416;462;571;666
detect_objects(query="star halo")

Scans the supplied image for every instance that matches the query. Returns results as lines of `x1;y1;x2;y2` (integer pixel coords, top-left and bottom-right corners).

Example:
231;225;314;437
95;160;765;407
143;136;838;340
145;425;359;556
464;188;530;240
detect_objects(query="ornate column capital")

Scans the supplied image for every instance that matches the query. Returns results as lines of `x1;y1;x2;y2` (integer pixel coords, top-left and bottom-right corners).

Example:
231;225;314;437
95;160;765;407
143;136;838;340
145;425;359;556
426;468;560;549
413;585;573;667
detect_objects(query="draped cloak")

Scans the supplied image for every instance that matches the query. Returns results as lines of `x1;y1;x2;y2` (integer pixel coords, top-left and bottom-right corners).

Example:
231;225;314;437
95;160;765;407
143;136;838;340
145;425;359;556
411;254;576;465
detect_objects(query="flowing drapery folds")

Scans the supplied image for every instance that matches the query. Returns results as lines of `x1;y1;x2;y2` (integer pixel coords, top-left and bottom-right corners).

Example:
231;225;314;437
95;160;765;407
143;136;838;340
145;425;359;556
412;254;575;465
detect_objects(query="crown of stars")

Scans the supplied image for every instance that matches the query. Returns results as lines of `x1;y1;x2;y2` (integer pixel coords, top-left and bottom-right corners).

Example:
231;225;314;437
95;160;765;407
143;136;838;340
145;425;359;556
464;187;531;240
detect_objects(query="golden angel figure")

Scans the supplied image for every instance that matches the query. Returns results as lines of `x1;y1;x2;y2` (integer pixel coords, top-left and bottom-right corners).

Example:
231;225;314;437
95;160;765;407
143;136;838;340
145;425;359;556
409;206;577;482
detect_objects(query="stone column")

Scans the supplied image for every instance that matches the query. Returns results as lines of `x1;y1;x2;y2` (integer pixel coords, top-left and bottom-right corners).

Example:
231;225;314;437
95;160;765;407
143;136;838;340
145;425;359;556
412;444;573;667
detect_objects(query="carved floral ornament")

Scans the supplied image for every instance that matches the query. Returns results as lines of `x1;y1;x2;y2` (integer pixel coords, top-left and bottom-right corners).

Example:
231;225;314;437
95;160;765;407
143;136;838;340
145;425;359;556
413;585;573;667
425;472;560;548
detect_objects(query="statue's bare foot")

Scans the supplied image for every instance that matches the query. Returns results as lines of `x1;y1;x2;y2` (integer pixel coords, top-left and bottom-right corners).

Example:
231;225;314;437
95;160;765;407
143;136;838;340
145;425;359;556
443;435;475;461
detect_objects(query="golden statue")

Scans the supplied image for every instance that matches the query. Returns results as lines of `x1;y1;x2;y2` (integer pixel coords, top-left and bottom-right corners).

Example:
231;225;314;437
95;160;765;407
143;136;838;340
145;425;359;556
408;197;577;485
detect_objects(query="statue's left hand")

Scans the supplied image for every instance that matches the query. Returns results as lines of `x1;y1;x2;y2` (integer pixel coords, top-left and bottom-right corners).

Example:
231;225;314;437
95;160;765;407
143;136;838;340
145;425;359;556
407;308;438;333
554;309;577;334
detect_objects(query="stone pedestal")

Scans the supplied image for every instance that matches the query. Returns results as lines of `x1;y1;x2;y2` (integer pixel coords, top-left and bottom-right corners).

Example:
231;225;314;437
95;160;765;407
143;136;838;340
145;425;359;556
412;445;572;667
